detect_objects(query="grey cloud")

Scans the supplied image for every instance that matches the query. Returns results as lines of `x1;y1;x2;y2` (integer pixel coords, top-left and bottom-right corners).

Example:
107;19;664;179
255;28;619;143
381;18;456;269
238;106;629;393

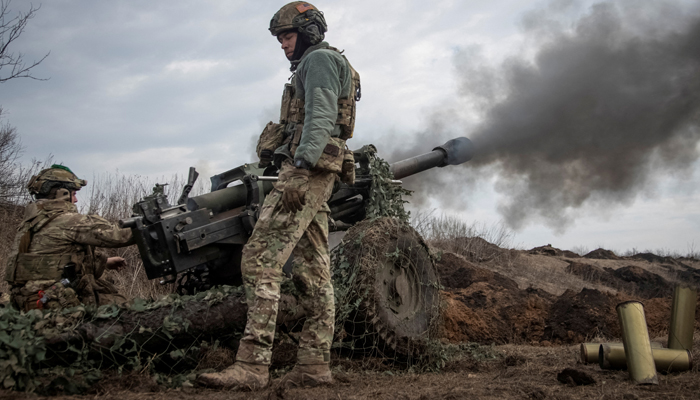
400;0;700;232
0;0;285;176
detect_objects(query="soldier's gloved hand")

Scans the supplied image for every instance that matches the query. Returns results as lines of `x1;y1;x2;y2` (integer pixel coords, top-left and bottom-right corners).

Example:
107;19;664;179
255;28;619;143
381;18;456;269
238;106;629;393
106;257;127;270
282;168;310;213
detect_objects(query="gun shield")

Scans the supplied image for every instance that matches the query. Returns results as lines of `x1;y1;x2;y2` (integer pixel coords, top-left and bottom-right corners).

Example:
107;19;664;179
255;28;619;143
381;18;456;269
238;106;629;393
668;285;697;351
616;301;658;385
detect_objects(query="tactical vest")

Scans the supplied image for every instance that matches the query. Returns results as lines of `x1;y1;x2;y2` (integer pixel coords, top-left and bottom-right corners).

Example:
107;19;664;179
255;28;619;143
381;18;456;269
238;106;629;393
280;47;360;172
6;201;91;285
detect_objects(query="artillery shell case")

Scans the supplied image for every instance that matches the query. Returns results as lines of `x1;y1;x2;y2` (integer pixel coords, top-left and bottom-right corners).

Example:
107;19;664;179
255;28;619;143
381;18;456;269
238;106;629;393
580;342;662;364
668;285;697;351
616;301;659;385
600;344;692;372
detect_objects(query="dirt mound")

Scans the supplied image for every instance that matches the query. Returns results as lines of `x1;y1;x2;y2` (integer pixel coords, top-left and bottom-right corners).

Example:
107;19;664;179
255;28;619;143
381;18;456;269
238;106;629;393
529;245;580;258
438;251;553;344
609;265;674;298
631;252;679;265
438;251;684;345
643;297;673;336
440;285;552;345
546;288;627;343
583;248;620;260
565;262;620;288
655;261;700;287
675;268;700;287
436;252;517;290
447;236;506;262
565;261;674;299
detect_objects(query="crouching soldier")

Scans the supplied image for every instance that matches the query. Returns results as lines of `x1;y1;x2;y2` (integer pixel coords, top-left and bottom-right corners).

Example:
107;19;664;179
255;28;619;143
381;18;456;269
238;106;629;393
4;165;135;311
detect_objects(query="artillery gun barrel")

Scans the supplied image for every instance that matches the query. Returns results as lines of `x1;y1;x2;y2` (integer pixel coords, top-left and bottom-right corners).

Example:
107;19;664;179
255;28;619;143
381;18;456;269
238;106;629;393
119;217;140;229
187;137;474;214
390;137;474;180
187;184;250;214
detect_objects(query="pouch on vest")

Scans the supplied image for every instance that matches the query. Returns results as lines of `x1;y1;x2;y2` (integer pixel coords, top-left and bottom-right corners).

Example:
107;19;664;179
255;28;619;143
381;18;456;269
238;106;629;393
337;57;361;140
12;280;55;311
13;253;84;284
340;147;356;185
290;131;346;173
280;83;295;124
256;121;285;166
314;136;346;173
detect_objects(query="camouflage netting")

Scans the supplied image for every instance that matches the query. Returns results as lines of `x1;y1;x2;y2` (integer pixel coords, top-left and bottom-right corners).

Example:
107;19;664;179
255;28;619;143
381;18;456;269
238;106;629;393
328;153;447;366
331;218;442;363
0;286;251;393
363;150;412;221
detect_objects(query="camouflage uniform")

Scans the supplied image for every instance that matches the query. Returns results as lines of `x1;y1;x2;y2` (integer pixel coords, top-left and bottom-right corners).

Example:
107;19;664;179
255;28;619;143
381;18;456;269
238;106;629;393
198;2;359;390
237;160;336;365
238;6;358;367
5;199;134;311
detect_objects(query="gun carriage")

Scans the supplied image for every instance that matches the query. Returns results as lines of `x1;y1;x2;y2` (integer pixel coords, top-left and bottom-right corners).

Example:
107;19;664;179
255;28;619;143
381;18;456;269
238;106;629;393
121;137;474;354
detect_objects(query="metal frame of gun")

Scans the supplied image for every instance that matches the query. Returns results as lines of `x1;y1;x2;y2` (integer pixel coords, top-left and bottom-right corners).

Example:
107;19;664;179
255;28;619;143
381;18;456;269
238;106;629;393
120;137;474;294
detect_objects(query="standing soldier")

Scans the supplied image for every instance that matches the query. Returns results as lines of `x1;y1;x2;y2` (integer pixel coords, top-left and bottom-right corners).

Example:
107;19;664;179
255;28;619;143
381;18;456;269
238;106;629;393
198;1;360;391
4;165;134;311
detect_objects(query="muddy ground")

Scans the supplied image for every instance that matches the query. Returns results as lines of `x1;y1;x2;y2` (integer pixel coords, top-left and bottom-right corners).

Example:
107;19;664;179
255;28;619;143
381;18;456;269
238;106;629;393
2;244;699;399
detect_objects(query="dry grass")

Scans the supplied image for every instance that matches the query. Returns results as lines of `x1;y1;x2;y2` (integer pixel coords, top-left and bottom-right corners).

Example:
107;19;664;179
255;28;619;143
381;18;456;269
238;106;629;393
412;211;514;263
411;213;700;297
411;213;615;296
75;171;206;300
503;253;621;296
0;202;24;296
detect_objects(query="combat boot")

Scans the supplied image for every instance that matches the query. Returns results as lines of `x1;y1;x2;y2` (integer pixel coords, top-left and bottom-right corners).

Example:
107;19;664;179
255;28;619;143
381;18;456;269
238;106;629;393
196;361;269;390
277;363;333;389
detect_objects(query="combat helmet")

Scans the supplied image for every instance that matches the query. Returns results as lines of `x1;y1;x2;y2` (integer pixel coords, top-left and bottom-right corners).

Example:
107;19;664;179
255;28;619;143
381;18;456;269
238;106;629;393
27;164;87;199
269;2;327;45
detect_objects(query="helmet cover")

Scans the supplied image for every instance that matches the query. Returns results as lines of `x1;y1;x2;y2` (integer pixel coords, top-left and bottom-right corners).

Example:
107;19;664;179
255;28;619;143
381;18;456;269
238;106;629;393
27;164;87;197
269;2;327;44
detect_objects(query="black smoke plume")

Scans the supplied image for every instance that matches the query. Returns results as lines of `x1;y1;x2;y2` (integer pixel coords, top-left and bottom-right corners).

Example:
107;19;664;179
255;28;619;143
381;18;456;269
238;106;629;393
393;0;700;231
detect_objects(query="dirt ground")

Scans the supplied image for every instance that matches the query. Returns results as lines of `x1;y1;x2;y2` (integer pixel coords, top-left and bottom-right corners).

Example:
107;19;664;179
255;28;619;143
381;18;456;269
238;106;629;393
437;248;699;345
3;340;699;400
2;244;699;399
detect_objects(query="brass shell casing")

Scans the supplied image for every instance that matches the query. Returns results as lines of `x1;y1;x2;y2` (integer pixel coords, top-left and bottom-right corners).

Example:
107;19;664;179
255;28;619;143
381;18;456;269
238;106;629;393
668;285;697;351
616;301;659;385
580;342;662;364
599;344;693;372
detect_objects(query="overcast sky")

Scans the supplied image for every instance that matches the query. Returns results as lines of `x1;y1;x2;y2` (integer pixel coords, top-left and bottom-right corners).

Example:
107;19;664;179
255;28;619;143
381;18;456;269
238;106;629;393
3;0;700;255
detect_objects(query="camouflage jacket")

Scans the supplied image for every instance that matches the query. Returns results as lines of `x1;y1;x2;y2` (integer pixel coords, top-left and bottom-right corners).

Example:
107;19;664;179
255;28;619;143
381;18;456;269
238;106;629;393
4;199;134;285
279;41;355;166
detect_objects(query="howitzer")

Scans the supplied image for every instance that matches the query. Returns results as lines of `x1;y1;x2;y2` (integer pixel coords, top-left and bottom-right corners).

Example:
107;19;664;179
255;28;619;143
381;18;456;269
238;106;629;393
120;137;474;295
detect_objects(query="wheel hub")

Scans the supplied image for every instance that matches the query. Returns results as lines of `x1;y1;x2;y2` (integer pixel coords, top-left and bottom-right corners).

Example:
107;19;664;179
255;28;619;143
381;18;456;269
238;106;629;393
380;255;421;317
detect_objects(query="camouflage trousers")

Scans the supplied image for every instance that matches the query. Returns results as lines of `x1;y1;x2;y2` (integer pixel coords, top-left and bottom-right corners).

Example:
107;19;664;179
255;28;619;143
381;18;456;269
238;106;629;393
236;161;336;366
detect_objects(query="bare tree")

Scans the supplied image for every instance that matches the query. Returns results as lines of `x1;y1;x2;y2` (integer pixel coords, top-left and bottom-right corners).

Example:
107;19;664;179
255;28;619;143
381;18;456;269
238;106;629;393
0;108;21;201
0;108;41;204
0;0;48;83
0;0;49;204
